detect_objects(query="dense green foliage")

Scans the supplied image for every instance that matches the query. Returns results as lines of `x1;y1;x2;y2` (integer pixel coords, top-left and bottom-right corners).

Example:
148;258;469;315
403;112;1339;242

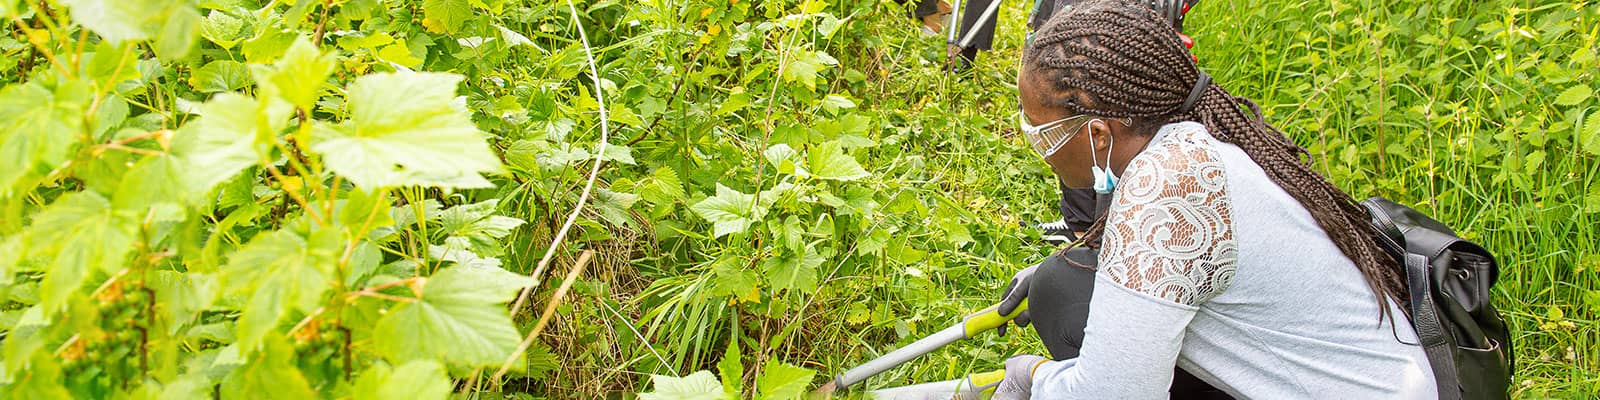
0;0;1594;398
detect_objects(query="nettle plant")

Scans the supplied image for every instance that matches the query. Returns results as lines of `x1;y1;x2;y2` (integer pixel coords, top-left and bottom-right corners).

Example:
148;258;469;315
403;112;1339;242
0;0;559;397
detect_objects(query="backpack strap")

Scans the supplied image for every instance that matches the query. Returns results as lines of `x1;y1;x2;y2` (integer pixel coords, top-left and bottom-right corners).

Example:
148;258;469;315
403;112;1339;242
1407;253;1461;400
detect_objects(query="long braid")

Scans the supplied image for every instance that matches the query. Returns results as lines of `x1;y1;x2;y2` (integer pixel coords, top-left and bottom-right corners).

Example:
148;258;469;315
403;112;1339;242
1028;1;1407;315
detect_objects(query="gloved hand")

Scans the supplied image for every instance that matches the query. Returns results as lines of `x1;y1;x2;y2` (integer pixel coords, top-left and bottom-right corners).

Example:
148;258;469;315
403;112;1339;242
994;354;1050;400
996;263;1038;336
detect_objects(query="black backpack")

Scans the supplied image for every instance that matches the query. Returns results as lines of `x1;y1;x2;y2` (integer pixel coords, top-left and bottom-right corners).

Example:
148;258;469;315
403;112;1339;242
1362;197;1514;400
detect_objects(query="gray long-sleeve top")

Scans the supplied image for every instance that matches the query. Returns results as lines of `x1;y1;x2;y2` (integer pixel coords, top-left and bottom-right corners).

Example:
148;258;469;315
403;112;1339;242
1029;122;1436;399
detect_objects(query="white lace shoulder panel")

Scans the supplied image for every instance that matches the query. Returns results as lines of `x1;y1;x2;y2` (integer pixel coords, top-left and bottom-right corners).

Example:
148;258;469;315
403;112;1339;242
1101;125;1238;306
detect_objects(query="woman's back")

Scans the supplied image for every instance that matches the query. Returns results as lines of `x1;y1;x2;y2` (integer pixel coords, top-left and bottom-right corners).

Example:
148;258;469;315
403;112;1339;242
1116;121;1437;398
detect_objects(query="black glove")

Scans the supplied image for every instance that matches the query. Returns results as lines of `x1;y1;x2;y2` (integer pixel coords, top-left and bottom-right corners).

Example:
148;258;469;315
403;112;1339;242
996;263;1038;336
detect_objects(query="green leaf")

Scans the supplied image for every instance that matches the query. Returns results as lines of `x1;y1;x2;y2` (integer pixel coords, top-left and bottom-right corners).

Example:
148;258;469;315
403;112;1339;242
690;184;763;238
353;360;452;400
1555;84;1592;106
641;167;686;205
376;42;423;67
170;93;293;201
219;336;316;400
1582;111;1600;156
0;235;19;286
310;71;504;189
189;60;252;92
242;29;298;63
762;244;823;294
422;0;473;34
374;265;533;368
113;153;189;212
22;192;137;315
717;333;743;396
638;371;725;400
0;81;88;196
435;199;524;257
200;10;247;49
806;140;869;181
219;227;341;352
155;6;200;60
755;360;815;400
62;0;163;43
595;188;640;226
781;50;837;90
710;255;759;303
251;37;336;111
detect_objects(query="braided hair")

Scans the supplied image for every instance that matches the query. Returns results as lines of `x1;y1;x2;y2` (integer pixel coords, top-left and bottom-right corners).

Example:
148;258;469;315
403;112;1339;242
1026;1;1407;312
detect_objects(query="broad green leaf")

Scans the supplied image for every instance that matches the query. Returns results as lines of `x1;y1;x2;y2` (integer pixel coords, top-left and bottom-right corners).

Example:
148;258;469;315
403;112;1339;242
717;331;743;396
337;188;396;233
435;199;524;257
422;0;473;34
495;24;537;49
189;60;252;92
0;235;18;286
762;244;823;294
4;352;71;399
638;371;725;400
337;32;396;51
148;270;216;335
1555;84;1592;106
200;10;247;49
219;336;315;400
113;153;188;212
781;50;837;90
640;167;686;205
690;184;763;238
353;360;452;400
376;42;423;67
155;6;200;60
596;188;640;226
0;83;76;196
1582;111;1600;156
242;29;297;63
764;143;799;165
22;192;137;315
251;37;336;111
310;72;504;189
62;0;164;43
374;265;533;368
710;255;759;303
0;81;88;196
219;227;341;352
85;41;142;86
806;140;869;181
170;93;293;201
756;360;815;400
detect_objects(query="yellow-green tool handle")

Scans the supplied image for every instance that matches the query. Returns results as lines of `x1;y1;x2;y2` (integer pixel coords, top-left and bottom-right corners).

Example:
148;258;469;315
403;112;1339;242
966;368;1006;390
963;298;1028;337
830;299;1029;391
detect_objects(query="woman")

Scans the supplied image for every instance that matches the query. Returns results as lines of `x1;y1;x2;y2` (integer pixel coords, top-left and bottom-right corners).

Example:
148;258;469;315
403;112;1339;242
991;1;1437;398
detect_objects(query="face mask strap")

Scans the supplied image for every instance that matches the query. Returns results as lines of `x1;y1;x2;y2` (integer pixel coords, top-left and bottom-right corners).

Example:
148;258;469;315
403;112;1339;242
1088;120;1117;194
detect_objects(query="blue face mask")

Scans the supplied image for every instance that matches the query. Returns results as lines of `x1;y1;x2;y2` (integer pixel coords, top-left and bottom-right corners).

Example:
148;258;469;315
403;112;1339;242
1089;128;1117;194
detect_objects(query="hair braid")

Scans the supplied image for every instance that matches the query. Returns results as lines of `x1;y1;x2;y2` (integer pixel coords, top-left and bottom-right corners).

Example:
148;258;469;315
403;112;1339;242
1027;0;1407;315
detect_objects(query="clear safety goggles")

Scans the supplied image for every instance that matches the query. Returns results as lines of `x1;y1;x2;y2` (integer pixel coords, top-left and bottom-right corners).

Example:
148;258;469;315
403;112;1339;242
1019;109;1094;157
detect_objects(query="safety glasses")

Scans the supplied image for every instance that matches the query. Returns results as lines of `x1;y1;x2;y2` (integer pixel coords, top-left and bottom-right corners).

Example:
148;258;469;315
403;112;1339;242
1019;108;1093;157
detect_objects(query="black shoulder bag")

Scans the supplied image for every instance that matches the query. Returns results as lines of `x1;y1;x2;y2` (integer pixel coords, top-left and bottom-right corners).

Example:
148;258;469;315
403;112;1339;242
1362;197;1514;400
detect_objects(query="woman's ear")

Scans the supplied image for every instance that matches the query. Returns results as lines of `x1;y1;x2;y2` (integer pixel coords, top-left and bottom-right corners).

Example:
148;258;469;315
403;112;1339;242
1087;119;1114;152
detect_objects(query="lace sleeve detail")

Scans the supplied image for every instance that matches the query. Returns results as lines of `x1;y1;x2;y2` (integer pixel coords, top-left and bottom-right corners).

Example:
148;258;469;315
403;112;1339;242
1100;129;1238;306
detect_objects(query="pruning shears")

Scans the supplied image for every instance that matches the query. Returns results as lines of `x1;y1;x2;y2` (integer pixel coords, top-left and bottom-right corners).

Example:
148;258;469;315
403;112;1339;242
817;300;1029;396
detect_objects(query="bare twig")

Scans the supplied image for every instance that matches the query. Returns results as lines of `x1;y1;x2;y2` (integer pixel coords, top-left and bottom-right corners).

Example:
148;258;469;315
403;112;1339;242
507;0;610;317
492;250;594;385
